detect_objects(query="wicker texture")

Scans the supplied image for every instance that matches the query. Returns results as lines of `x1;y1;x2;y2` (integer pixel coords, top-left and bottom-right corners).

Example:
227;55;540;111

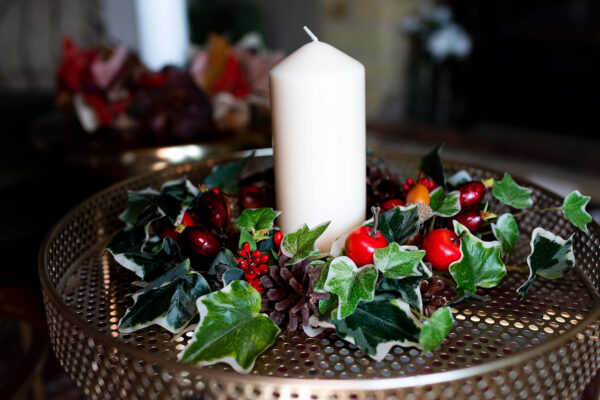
39;150;600;399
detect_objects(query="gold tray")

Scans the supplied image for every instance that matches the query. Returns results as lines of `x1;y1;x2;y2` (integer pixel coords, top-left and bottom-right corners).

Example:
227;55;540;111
39;149;600;399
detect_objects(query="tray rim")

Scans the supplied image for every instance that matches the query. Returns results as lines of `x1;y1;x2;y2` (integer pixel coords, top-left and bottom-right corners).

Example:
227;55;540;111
38;147;600;390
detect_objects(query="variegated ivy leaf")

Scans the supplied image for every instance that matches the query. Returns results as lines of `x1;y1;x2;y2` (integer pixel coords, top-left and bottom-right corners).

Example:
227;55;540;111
222;268;244;286
376;261;432;313
447;170;472;187
207;248;238;276
137;260;190;294
365;204;420;245
203;154;250;194
492;173;532;209
118;264;210;333
492;214;519;257
449;221;506;293
119;188;160;227
323;256;378;319
332;297;421;361
420;144;447;188
281;221;330;265
447;291;487;307
109;206;165;255
236;208;281;231
517;228;575;299
429;187;461;217
419;307;453;353
157;178;200;225
179;280;280;373
562;190;592;234
373;243;425;279
109;236;183;280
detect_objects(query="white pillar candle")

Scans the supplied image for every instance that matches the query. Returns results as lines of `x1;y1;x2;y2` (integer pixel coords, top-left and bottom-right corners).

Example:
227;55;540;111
270;27;366;251
134;0;189;71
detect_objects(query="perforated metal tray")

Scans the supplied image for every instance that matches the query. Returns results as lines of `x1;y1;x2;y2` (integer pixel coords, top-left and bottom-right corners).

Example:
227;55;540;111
39;149;600;400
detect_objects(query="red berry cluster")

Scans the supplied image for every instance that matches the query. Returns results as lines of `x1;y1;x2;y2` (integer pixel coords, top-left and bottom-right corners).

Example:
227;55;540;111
402;175;437;194
236;242;271;292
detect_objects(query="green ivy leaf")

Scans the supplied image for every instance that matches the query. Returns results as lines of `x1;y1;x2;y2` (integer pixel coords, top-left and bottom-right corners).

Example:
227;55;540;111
447;170;472;187
157;178;200;225
323;256;378;319
203;155;250;194
332;298;421;360
118;266;210;333
109;206;165;255
429;188;461;217
491;213;519;257
420;144;447;188
222;268;244;286
376;261;432;313
236;208;281;232
281;221;330;265
137;260;191;294
447;291;488;307
179;280;280;373
449;221;506;293
492;173;532;209
119;188;160;227
562;190;592;234
365;204;420;245
373;243;425;279
419;307;453;353
109;237;183;280
517;228;575;299
207;248;239;276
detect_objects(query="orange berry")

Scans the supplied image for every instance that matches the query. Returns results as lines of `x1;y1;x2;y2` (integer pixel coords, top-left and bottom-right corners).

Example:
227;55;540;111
406;183;430;205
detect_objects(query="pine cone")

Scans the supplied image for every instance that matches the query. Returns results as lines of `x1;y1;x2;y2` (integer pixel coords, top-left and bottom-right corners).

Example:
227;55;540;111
259;256;329;331
366;163;403;207
420;276;448;317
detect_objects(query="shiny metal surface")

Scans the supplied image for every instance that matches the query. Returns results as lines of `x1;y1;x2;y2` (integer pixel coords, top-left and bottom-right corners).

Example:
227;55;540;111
39;149;600;399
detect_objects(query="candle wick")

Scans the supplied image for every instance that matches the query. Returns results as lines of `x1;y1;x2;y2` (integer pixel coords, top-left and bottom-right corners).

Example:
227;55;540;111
303;26;319;42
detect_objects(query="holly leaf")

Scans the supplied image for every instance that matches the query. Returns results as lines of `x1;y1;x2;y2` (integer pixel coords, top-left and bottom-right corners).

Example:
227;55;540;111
179;280;280;373
236;208;281;232
491;214;519;257
373;243;425;279
332;298;421;360
429;188;461;217
365;204;420;245
492;173;532;209
449;221;506;293
419;307;453;353
517;228;575;299
562;190;592;234
109;237;183;280
447;170;472;187
323;256;378;319
420;144;447;188
281;221;330;265
118;267;210;333
376;261;432;313
203;155;250;194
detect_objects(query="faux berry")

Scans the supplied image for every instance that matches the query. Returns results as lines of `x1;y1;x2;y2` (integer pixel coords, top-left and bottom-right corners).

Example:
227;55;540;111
406;183;430;205
187;228;220;259
273;231;284;247
458;181;486;208
453;209;484;233
197;191;231;229
181;211;196;228
418;176;438;191
422;229;462;271
239;185;268;209
381;198;405;211
345;207;388;267
242;242;251;252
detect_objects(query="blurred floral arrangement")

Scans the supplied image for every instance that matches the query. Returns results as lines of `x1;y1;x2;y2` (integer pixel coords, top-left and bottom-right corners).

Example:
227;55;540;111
403;5;472;63
55;34;283;146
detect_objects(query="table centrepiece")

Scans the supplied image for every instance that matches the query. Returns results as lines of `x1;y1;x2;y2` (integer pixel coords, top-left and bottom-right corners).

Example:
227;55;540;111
39;147;600;400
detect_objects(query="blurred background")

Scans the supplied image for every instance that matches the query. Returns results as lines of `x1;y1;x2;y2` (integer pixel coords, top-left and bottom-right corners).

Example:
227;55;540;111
0;0;599;399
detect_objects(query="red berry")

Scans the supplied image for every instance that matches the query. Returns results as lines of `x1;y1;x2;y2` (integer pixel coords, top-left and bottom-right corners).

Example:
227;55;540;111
458;181;486;208
273;231;284;247
187;228;220;259
345;209;388;269
242;242;251;252
211;188;220;194
403;184;411;191
239;185;268;209
418;177;438;191
454;209;484;233
237;249;246;257
251;250;262;258
238;260;248;270
407;178;415;185
181;211;196;228
381;198;405;211
259;254;270;263
422;229;462;271
252;256;261;264
197;191;231;229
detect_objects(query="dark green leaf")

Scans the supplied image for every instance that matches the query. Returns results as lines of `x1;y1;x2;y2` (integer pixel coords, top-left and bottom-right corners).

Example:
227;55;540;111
376;261;432;312
419;307;453;353
203;155;251;194
562;190;592;234
332;298;421;360
119;188;160;227
492;173;532;209
138;260;191;294
447;291;488;307
365;204;420;245
118;269;210;333
517;228;575;299
110;237;183;280
222;268;245;286
156;178;200;225
420;144;446;188
208;249;239;276
180;280;280;373
447;170;472;187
